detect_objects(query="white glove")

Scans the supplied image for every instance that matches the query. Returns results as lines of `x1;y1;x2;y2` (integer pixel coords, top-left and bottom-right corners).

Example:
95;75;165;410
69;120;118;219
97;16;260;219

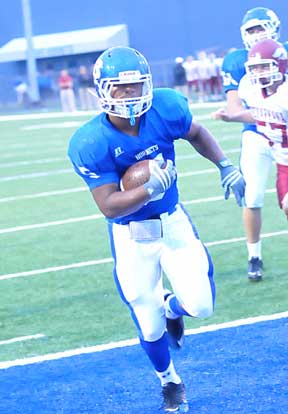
143;159;176;200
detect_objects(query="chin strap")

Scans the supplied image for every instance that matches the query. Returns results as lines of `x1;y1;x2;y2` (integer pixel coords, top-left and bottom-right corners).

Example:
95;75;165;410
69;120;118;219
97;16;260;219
129;104;136;126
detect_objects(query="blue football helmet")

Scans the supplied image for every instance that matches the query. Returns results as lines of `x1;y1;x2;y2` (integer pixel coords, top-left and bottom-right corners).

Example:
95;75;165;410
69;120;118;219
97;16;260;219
241;7;280;50
93;46;153;125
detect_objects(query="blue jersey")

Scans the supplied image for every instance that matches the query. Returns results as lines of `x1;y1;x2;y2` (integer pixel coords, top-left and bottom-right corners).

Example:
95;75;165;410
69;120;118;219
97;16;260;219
68;88;192;224
222;48;257;133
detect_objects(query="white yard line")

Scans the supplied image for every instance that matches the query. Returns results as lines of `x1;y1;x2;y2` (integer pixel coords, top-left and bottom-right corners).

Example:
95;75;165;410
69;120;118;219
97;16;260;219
0;147;241;178
0;334;45;346
1;166;217;182
0;157;66;169
1;229;287;281
0;188;277;233
0;187;87;203
0;311;287;370
0;111;96;122
0;168;72;182
0;214;103;235
0;186;276;205
0;258;113;281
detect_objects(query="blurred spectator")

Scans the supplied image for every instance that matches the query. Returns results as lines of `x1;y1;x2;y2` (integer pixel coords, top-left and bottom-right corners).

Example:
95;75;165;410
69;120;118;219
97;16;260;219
37;70;55;102
172;57;188;96
78;65;97;110
183;55;199;102
207;53;223;101
58;69;77;112
13;78;28;106
197;51;210;102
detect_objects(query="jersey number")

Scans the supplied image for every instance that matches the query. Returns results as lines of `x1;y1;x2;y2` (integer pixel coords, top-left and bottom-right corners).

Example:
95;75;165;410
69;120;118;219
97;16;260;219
257;121;288;148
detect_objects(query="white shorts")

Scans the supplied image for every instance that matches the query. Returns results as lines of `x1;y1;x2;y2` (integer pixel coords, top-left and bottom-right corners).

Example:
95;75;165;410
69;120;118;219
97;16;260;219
108;204;215;342
240;130;274;208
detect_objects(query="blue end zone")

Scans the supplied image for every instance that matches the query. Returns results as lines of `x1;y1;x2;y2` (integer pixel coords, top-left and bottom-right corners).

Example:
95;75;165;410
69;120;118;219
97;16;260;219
1;317;287;413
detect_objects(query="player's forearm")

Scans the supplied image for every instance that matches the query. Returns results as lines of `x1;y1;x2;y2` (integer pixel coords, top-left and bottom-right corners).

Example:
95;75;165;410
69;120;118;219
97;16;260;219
188;124;226;165
92;185;150;219
226;109;255;123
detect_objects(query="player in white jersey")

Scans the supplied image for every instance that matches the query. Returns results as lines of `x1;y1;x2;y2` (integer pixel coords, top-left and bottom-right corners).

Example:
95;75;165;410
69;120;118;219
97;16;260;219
68;46;245;413
216;7;285;282
214;39;288;219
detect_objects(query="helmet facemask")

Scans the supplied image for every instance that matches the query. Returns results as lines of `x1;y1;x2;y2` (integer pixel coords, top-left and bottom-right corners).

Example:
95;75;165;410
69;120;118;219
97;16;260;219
94;69;153;126
241;21;279;50
245;59;283;88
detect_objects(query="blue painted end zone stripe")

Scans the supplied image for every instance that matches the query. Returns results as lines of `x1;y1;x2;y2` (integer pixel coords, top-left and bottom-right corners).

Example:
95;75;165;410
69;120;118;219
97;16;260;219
0;311;287;370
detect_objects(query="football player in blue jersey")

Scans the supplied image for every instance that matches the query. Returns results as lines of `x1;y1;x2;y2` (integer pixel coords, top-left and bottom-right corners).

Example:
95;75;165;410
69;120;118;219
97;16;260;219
68;46;245;413
216;7;287;282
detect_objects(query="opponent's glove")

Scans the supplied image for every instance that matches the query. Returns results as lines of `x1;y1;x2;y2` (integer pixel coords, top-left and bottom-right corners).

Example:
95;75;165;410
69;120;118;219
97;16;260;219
143;159;177;200
217;158;246;206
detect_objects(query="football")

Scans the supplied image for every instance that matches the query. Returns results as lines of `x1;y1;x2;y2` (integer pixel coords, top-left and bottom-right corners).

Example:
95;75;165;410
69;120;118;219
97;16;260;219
120;159;151;191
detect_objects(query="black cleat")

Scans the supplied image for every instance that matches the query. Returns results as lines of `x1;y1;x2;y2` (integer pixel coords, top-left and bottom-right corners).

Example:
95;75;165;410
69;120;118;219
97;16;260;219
248;257;263;282
166;316;185;349
162;382;189;413
164;290;185;349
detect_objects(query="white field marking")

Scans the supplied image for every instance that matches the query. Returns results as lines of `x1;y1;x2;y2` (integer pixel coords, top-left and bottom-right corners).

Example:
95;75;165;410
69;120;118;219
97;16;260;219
1;158;276;204
0;168;72;182
0;214;103;235
0;146;241;181
0;110;97;122
0;258;113;281
0;334;45;346
21;121;83;130
4;141;64;151
182;188;276;205
0;228;287;281
0;188;277;233
0;187;87;203
0;166;218;186
0;146;63;159
21;112;222;129
0;167;215;185
0;310;287;370
2;133;237;159
0;157;66;169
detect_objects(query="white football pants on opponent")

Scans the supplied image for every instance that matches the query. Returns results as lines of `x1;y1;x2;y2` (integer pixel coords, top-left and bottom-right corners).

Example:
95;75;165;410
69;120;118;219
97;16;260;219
108;204;215;342
240;130;274;208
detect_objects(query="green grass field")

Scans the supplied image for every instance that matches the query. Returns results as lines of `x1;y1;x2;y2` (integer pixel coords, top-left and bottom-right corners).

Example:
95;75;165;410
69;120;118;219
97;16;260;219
1;106;287;363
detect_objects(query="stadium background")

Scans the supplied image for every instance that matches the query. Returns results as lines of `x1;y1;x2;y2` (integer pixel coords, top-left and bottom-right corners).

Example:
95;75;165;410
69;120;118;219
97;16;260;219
0;0;288;107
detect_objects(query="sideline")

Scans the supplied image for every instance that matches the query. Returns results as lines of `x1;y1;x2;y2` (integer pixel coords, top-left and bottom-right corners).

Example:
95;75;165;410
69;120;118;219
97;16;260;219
0;311;287;370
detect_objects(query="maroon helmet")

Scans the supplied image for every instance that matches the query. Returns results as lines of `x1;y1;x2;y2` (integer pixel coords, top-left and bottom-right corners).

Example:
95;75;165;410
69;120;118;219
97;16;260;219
245;39;287;87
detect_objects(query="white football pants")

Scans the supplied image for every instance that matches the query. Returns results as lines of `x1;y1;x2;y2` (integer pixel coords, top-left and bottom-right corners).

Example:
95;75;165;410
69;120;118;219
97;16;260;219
108;204;215;342
240;130;274;208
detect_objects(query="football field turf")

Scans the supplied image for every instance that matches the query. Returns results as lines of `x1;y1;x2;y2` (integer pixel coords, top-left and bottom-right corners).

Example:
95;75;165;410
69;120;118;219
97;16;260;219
0;105;287;413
